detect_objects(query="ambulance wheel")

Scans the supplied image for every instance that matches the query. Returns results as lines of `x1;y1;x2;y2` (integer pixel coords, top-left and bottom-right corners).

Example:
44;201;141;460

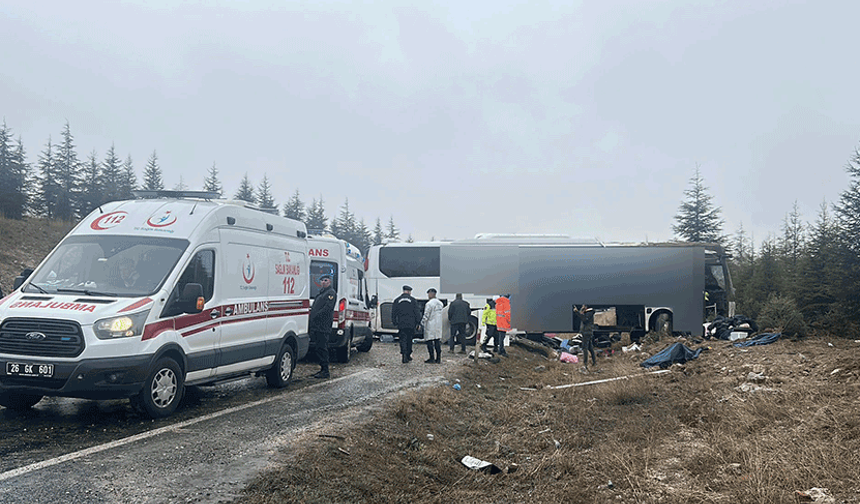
335;337;351;363
0;392;43;411
135;357;184;418
266;343;295;388
356;332;373;352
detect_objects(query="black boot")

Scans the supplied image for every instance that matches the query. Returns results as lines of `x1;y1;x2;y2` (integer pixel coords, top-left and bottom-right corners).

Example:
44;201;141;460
313;366;330;379
402;354;409;364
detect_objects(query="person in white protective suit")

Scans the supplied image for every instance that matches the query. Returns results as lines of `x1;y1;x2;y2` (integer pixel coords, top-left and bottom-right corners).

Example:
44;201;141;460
420;288;444;364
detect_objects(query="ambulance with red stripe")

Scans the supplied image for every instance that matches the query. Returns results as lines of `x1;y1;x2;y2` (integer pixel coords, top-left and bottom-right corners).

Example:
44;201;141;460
0;191;310;418
306;232;373;363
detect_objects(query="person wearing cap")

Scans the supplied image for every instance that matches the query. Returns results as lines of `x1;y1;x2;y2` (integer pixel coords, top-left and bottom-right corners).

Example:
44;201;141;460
420;288;443;364
479;297;497;354
309;274;337;378
574;304;596;372
391;285;421;363
447;293;471;353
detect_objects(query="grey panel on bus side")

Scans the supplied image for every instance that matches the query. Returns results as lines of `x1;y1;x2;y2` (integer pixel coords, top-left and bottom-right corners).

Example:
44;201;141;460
441;245;705;334
439;245;520;295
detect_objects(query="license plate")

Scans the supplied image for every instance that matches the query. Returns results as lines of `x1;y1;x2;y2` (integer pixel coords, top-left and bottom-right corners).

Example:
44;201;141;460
5;362;54;378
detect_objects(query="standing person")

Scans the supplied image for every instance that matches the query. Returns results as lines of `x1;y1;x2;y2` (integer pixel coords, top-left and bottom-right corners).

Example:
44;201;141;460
574;304;596;372
420;288;444;364
494;294;511;357
309;274;337;379
479;298;497;354
391;285;421;363
447;293;471;354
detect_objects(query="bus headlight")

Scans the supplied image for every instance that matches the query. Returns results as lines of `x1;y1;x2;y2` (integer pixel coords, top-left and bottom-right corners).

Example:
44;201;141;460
94;311;150;339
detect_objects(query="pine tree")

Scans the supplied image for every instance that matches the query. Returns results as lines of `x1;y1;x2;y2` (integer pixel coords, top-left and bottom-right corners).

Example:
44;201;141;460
331;198;356;242
673;165;725;244
37;137;61;218
834;146;860;331
234;173;256;203
372;217;384;246
779;201;806;296
256;175;277;213
118;154;137;200
356;218;373;255
142;150;164;191
55;121;81;220
78;150;104;216
386;215;400;241
0;122;27;219
101;144;123;203
15;137;34;217
305;196;328;232
406;234;414;243
797;200;839;326
173;175;188;191
203;162;222;196
283;189;306;221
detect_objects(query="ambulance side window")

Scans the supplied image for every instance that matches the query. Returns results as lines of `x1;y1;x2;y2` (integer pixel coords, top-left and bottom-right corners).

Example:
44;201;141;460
177;250;216;302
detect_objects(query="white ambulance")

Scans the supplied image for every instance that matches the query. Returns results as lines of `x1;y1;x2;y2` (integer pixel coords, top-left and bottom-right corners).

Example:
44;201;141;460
0;192;310;418
306;232;373;362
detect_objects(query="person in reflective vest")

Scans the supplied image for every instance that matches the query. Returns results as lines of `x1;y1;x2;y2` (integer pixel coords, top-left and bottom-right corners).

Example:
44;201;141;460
479;298;496;353
494;294;511;356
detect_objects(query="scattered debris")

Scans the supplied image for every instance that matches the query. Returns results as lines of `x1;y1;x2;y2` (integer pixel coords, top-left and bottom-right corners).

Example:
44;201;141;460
795;487;835;503
336;447;351;456
426;434;434;441
707;315;758;340
318;434;346;441
452;384;461;391
534;365;546;372
597;480;615;490
733;332;781;348
553;439;561;449
559;352;578;363
746;371;767;383
640;343;703;369
512;337;558;358
622;343;641;353
827;342;833;347
537;428;551;434
735;382;776;393
460;455;502;474
546;370;671;390
830;368;841;375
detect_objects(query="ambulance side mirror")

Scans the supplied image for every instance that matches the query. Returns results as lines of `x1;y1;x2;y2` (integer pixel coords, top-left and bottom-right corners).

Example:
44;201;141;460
179;283;204;314
13;268;33;290
368;295;378;309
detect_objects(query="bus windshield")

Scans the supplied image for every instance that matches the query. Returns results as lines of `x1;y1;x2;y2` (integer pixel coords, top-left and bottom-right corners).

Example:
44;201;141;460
24;236;188;297
379;246;440;277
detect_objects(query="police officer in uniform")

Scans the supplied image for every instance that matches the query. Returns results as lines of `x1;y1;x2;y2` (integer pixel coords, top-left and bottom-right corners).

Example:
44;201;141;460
309;274;337;379
391;285;421;363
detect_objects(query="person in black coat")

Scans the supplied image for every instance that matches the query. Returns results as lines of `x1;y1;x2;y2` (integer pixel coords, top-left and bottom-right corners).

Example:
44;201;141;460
391;285;421;363
447;293;471;353
309;275;337;378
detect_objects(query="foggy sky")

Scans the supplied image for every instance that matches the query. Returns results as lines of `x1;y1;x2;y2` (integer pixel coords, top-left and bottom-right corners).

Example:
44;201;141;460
2;0;858;245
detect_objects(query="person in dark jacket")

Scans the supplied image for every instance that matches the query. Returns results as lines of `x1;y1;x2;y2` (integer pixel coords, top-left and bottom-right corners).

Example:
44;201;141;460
391;285;421;363
309;275;337;378
574;304;596;372
447;293;471;353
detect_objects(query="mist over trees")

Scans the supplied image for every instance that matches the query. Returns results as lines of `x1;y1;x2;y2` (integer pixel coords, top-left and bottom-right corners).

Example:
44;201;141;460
0;120;407;256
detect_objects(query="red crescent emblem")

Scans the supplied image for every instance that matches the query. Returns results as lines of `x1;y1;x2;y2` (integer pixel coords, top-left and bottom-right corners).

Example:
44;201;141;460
91;211;128;230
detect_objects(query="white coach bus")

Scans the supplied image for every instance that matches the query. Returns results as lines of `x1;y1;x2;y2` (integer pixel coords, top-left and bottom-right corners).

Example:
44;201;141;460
364;242;485;345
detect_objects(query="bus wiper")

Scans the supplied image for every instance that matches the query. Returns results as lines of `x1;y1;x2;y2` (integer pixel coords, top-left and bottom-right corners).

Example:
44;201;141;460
28;283;50;294
56;288;118;297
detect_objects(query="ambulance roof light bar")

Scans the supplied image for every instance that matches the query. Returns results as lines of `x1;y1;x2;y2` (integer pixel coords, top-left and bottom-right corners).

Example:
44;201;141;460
132;190;221;200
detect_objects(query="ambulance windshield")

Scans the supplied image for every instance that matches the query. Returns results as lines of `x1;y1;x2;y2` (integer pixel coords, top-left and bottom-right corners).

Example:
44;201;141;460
24;236;189;297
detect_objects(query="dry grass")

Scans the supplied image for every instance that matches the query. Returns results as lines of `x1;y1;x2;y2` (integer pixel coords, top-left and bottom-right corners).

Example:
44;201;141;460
238;337;860;504
0;215;74;294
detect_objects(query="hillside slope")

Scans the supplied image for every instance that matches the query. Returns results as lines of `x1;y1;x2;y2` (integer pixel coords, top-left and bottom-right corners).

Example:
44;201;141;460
0;216;75;294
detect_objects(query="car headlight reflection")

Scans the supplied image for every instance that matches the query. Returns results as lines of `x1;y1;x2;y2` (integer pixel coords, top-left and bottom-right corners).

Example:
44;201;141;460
94;310;150;339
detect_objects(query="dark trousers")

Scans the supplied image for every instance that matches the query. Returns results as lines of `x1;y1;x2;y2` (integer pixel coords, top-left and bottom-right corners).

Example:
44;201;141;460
450;323;467;351
426;339;441;361
582;332;596;367
398;328;414;357
311;330;330;369
493;326;506;354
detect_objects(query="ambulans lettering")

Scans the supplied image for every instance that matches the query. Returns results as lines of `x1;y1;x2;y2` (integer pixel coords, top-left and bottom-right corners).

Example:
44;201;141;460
308;249;329;257
233;301;269;315
9;301;97;312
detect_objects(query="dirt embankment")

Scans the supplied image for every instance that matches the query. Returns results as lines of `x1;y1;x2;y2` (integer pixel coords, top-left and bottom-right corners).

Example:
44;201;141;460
0;216;74;294
239;337;860;504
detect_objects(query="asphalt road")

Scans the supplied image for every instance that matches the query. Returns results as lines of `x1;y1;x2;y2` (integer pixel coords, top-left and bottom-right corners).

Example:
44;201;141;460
0;340;465;503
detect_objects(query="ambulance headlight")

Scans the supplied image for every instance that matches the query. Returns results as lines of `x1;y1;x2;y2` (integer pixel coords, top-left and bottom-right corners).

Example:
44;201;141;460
94;311;150;339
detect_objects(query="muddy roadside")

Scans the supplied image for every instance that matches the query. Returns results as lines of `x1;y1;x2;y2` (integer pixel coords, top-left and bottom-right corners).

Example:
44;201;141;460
237;336;860;504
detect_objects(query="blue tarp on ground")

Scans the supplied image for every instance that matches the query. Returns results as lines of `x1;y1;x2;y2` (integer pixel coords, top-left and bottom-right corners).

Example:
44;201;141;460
732;332;781;347
640;343;703;369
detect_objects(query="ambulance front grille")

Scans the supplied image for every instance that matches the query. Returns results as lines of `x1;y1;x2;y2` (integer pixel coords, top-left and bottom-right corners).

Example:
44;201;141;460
0;318;85;358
